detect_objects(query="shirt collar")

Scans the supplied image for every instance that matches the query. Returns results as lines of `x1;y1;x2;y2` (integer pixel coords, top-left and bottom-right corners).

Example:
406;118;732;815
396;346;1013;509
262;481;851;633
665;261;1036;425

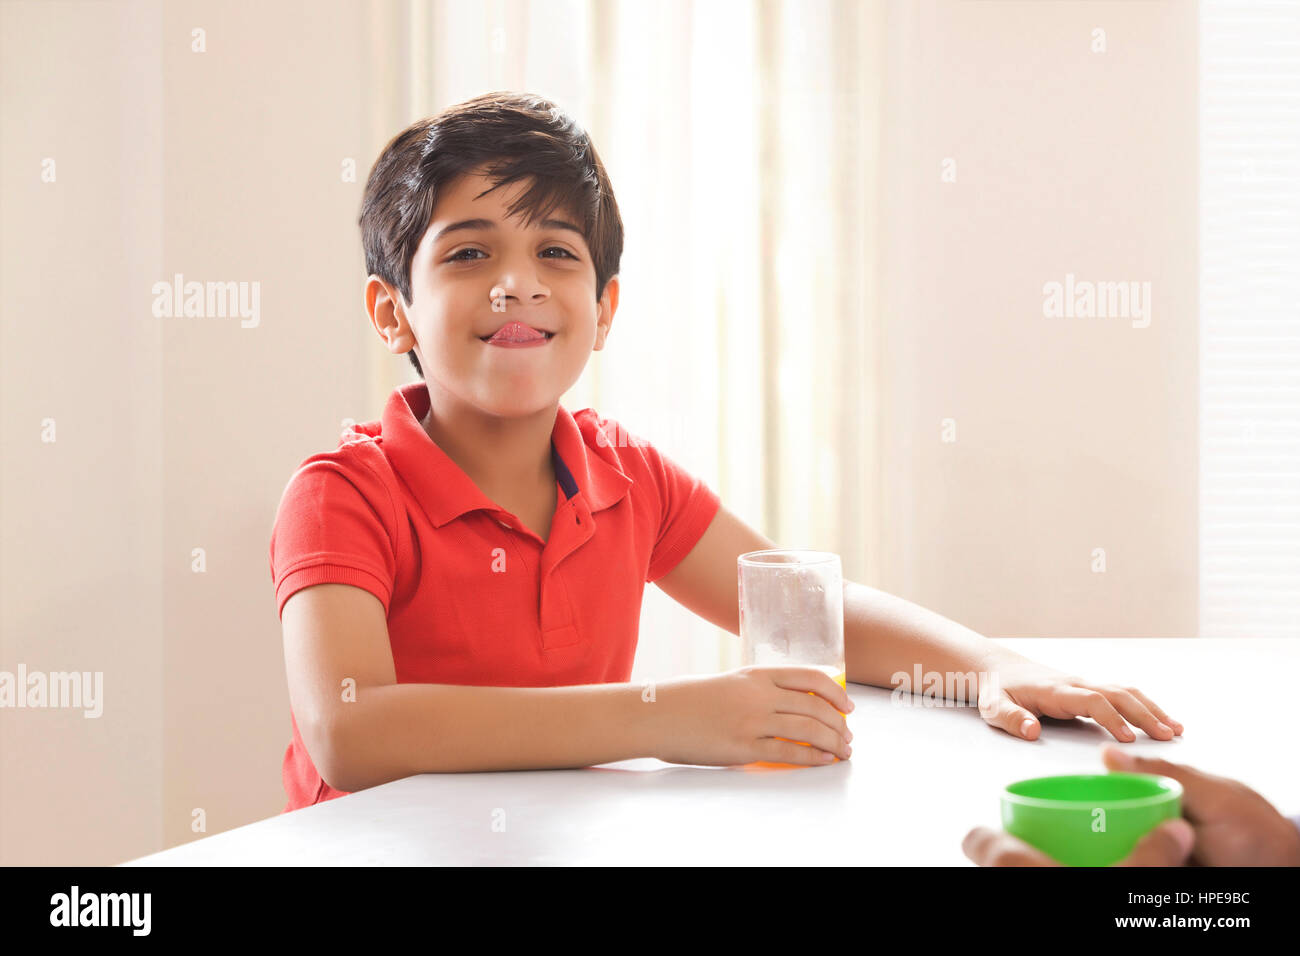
380;382;631;529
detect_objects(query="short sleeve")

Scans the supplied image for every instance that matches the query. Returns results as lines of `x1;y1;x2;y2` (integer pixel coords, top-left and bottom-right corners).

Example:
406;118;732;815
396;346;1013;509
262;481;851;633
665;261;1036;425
638;435;723;584
268;449;398;619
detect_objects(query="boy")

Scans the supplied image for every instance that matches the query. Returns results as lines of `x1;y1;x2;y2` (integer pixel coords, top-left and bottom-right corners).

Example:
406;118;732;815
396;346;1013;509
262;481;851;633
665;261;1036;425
269;91;1181;813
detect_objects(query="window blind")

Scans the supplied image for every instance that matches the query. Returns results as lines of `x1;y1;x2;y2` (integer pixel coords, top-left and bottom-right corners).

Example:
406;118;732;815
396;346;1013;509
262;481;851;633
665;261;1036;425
1200;0;1300;637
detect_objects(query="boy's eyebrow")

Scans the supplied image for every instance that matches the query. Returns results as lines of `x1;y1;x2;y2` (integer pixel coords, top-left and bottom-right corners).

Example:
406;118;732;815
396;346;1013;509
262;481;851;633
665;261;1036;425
433;217;583;243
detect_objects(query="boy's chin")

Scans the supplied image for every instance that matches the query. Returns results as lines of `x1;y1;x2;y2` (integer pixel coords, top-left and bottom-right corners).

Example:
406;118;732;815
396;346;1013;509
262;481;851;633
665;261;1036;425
469;390;562;420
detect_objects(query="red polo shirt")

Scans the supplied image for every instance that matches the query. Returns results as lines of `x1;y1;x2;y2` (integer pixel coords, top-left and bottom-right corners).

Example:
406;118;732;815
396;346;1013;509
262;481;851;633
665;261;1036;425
268;382;721;812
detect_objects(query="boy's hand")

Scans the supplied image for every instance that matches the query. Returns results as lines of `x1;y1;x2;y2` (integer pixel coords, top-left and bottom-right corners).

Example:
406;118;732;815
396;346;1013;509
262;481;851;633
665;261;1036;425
653;666;854;767
962;744;1300;867
977;656;1184;743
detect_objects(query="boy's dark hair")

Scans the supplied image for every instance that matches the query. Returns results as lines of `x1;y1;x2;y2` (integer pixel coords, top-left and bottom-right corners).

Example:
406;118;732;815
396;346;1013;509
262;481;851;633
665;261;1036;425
359;91;624;377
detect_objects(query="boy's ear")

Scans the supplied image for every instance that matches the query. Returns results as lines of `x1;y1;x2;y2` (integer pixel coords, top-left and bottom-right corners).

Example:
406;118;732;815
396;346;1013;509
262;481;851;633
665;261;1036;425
366;275;418;356
594;275;619;351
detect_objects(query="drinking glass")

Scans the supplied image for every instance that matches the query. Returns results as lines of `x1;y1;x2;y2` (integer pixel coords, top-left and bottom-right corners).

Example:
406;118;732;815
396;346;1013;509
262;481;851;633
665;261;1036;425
738;549;845;687
738;550;846;766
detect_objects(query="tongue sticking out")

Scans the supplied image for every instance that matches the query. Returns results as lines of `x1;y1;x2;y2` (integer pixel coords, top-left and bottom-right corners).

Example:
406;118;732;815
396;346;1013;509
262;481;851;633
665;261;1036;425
487;321;547;344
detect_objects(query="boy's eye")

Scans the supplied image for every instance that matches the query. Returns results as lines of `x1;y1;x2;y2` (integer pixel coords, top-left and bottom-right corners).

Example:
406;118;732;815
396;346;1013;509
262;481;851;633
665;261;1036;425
447;247;577;262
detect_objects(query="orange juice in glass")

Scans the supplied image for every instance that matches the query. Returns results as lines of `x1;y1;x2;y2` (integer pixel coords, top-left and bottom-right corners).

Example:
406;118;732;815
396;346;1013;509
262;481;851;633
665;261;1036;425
738;550;846;769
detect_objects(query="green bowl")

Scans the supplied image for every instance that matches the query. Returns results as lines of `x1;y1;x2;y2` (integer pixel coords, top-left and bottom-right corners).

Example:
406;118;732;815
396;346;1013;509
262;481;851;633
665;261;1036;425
1001;772;1183;867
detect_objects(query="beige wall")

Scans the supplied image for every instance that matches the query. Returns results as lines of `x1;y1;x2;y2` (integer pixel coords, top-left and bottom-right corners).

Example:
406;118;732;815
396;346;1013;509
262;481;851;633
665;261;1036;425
877;0;1199;638
1;0;404;865
3;0;163;868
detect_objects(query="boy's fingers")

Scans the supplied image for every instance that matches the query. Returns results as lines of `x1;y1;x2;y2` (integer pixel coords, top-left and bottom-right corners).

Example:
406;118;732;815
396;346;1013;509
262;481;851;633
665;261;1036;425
978;692;1040;740
760;735;841;767
773;687;853;743
1098;687;1175;740
1118;819;1195;867
765;714;851;760
1124;686;1182;734
962;827;1058;866
1050;686;1135;742
767;667;854;715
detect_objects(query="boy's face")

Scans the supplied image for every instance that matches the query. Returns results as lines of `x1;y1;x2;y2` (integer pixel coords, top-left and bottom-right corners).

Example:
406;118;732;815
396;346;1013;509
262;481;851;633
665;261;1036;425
369;165;618;420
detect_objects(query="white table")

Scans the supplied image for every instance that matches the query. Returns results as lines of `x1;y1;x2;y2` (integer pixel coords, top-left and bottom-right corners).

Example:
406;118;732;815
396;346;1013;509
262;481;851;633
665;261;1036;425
121;639;1299;866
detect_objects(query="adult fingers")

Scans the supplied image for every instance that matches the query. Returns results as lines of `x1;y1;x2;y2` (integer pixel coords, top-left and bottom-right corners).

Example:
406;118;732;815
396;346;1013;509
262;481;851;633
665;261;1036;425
1101;744;1221;818
1118;819;1196;867
961;827;1058;867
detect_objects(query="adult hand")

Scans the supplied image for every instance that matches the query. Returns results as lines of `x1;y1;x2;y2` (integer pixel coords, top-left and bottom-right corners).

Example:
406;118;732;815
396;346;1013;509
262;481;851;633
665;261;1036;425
962;816;1195;866
962;744;1300;866
1102;744;1300;866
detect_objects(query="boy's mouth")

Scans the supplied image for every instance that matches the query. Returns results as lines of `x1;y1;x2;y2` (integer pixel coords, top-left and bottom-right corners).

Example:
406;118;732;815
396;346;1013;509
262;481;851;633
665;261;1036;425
480;321;554;344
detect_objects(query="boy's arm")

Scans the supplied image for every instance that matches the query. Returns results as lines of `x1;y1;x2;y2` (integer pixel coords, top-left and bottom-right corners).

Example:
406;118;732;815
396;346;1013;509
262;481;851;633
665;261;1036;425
655;505;1183;743
281;584;661;792
653;503;1002;685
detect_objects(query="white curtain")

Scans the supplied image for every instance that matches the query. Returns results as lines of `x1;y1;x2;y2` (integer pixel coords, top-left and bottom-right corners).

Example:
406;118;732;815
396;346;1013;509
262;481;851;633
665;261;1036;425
373;0;885;676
